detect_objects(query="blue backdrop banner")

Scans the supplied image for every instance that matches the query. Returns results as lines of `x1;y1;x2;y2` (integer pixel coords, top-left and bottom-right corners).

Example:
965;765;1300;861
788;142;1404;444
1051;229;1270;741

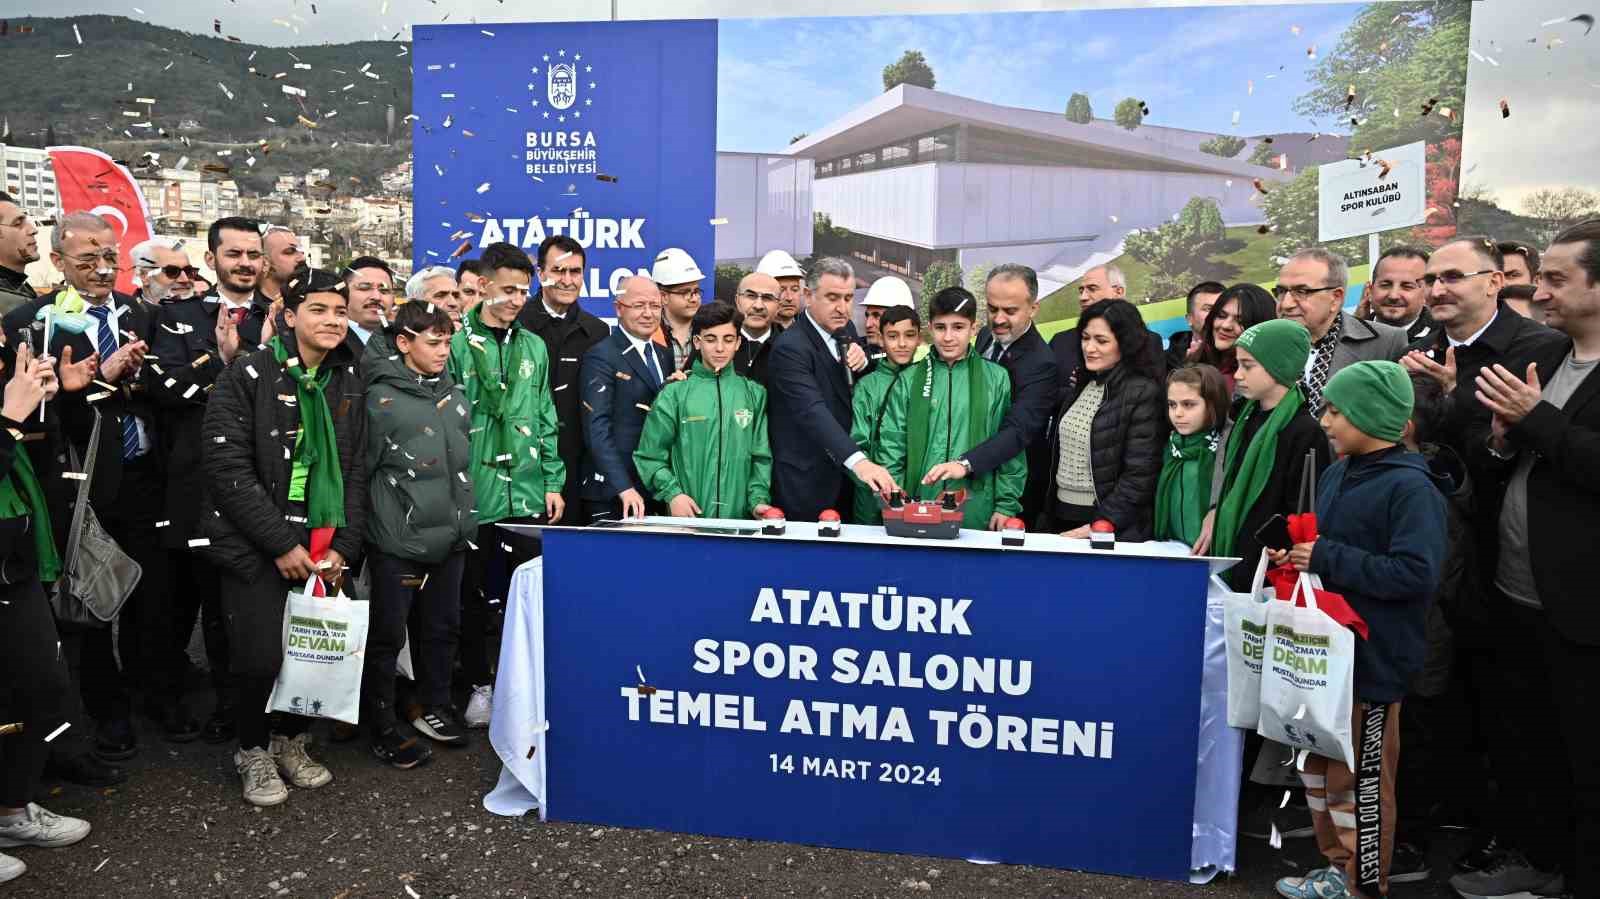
412;21;717;317
541;529;1210;880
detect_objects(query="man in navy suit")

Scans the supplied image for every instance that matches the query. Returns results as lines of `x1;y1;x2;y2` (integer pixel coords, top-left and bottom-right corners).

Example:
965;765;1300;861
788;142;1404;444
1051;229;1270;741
766;257;897;521
579;275;679;522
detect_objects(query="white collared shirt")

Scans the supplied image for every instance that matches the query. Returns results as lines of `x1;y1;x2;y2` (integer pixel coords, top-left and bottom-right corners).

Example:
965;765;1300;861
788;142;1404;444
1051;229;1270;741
806;311;840;362
741;327;772;345
81;298;153;455
618;326;662;381
542;299;568;320
349;321;372;345
1448;311;1499;349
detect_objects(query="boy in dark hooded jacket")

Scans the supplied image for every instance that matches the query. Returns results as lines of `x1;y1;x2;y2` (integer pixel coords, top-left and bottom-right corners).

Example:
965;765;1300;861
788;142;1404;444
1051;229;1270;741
362;301;477;767
1271;361;1446;899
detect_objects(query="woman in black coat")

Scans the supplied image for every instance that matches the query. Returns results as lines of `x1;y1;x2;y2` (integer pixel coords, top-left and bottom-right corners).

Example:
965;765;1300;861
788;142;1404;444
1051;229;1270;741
1039;300;1167;540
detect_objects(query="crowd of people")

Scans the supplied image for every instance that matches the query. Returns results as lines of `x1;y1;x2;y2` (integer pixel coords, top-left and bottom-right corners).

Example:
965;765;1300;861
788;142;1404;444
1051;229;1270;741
0;187;1595;899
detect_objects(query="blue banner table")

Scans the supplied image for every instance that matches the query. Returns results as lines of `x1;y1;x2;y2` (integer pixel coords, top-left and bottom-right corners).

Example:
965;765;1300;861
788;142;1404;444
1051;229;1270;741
483;519;1240;882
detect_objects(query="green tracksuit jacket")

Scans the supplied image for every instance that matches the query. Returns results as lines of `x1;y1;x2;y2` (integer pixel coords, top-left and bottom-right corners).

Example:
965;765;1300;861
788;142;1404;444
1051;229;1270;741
633;361;771;520
849;360;909;525
448;306;564;524
877;351;1026;529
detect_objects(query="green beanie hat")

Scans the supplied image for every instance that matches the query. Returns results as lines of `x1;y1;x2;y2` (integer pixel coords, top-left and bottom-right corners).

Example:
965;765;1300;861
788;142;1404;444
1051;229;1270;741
1322;360;1414;442
1234;319;1311;387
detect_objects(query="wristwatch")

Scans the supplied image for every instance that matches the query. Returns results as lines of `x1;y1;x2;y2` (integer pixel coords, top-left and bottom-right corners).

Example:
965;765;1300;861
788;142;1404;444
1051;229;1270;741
958;457;973;474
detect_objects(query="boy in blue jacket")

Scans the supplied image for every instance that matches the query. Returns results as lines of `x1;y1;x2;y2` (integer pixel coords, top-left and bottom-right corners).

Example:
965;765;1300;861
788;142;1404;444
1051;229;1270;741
1270;361;1446;899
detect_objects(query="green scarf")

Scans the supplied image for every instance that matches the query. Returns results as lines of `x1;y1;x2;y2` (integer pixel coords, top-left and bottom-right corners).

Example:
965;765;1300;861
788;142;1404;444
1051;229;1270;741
0;443;60;581
270;337;345;527
1154;429;1219;544
1212;386;1305;557
463;306;530;469
906;352;989;496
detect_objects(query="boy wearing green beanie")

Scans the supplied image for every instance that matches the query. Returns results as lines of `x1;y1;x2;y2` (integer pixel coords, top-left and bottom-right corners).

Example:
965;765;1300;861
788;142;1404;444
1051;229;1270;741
1203;319;1332;591
1271;360;1448;899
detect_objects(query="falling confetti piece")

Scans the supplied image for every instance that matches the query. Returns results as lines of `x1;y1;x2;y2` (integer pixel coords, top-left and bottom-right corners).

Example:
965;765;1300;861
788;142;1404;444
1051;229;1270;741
709;217;729;226
44;722;71;742
1499;99;1510;119
1378;158;1393;179
1306;45;1316;59
1290;25;1301;35
481;29;496;36
73;22;82;43
476;181;491;193
1252;178;1270;195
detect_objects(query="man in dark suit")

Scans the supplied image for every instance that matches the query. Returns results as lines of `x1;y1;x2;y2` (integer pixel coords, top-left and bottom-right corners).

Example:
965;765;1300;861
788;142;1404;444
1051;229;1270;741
766;257;896;521
1165;280;1225;370
1463;221;1600;899
731;271;783;384
944;264;1060;527
519;235;611;518
579;275;677;522
18;212;178;759
1049;263;1164;390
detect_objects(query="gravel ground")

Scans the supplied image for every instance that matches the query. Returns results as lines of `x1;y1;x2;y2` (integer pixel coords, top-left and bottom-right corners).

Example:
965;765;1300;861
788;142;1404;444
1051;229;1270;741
8;710;1473;898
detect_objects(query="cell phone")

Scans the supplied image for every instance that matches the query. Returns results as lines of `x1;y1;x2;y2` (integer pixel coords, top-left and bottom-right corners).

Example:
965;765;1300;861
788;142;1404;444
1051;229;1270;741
1254;513;1293;552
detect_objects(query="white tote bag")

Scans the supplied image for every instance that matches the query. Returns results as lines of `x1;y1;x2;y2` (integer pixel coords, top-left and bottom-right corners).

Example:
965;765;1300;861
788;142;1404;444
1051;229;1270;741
1222;553;1273;729
266;576;371;725
1255;570;1356;769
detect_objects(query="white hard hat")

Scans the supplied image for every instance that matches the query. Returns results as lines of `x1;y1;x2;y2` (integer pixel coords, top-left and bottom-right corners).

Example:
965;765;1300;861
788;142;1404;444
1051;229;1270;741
862;276;915;309
756;249;804;280
650;247;704;287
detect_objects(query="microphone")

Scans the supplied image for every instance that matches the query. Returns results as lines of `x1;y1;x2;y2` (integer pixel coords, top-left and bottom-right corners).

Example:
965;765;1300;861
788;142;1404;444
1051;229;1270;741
831;327;853;364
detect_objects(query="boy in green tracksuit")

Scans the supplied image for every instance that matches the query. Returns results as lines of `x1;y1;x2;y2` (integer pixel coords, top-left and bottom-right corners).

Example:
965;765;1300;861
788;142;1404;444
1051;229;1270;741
634;302;772;520
850;305;921;524
445;241;563;727
877;286;1026;530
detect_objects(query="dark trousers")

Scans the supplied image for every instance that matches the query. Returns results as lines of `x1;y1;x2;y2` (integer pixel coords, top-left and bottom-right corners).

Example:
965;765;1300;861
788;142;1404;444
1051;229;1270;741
99;459;181;711
363;548;463;732
1396;674;1479;843
1040;499;1097;534
170;550;233;710
1490;601;1600;890
0;577;72;806
459;521;541;688
219;545;313;752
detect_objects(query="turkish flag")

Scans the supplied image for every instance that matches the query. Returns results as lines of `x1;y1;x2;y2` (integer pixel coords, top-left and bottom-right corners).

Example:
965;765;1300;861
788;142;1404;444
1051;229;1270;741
48;146;154;296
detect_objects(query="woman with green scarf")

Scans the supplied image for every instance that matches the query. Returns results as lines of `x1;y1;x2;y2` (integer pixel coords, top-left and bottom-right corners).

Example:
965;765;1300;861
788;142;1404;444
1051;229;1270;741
0;342;94;876
1200;319;1331;589
1154;364;1231;545
876;287;1026;530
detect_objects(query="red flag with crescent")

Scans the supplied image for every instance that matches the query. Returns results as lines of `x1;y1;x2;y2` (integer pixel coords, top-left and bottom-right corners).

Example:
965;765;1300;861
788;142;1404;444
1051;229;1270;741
47;145;154;295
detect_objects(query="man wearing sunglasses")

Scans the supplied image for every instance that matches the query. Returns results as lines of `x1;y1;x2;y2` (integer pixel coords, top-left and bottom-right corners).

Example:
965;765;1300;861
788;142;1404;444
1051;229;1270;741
517;235;609;520
0;192;41;314
130;239;198;307
731;271;784;384
1274;247;1410;415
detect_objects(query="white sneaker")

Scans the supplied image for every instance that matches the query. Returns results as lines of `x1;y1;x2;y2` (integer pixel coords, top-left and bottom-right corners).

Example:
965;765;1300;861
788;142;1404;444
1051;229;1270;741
235;747;288;807
464;685;493;729
0;851;24;884
269;733;333;789
0;803;92;849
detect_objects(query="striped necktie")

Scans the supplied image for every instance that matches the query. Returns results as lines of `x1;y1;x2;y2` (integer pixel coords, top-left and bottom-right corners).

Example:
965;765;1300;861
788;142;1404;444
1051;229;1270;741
86;305;141;462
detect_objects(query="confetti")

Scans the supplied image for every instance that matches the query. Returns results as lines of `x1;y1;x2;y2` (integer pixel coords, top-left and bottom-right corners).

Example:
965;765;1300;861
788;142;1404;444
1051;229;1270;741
63;472;88;481
1306;45;1316;60
709;217;729;226
476;182;491;194
44;722;71;742
73;22;82;44
217;83;234;101
1252;178;1270;195
188;539;211;548
1499;98;1510;119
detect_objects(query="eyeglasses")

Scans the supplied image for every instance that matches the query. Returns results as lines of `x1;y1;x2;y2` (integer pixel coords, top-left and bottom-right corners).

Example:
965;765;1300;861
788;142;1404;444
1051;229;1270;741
1271;284;1341;301
351;283;398;295
67;249;121;270
1421;270;1497;288
157;264;201;280
662;285;703;301
738;289;779;304
616;301;663;313
542;264;583;279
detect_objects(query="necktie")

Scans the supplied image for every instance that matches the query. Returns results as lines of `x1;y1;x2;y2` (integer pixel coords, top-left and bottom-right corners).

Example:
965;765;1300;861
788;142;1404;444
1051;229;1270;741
87;305;141;462
231;307;248;326
988;341;1004;362
645;345;663;388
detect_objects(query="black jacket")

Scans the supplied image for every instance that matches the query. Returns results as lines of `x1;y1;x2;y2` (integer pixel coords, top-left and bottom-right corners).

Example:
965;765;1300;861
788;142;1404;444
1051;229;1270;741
1040;364;1165;540
1049;324;1165;393
199;339;368;572
733;325;782;385
518;300;609;505
0;265;35;317
1309;447;1447;704
1165;330;1195;372
970;324;1060;525
1220;404;1332;591
578;327;673;503
1487;339;1600;644
767;316;873;521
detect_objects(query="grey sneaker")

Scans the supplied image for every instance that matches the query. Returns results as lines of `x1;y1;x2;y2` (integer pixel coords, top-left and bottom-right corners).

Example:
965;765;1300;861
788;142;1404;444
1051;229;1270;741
0;804;90;849
0;851;23;884
235;747;288;807
270;733;333;789
1449;851;1564;899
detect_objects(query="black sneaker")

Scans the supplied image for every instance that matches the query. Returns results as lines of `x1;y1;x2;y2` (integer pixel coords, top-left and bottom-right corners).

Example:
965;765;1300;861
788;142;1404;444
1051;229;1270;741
410;706;467;745
1389;842;1431;884
93;719;138;761
1455;833;1503;873
371;729;431;770
200;706;235;745
44;751;127;787
162;703;202;744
